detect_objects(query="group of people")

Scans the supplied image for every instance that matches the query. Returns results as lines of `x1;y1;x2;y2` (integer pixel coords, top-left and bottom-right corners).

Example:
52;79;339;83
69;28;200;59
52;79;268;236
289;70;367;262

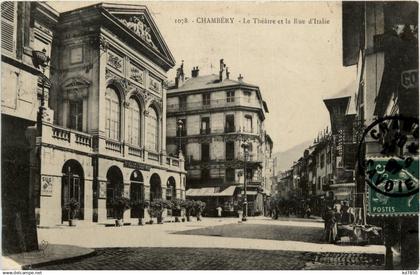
322;201;356;243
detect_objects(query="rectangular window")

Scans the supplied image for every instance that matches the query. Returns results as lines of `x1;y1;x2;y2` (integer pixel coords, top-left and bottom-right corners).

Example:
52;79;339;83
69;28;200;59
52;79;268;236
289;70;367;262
226;91;235;102
226;141;234;160
225;114;235;133
69;100;83;132
226;168;235;182
201;143;210;161
202;93;210;106
244;115;253;132
1;2;17;56
244;91;251;102
179;96;187;110
201;117;210;134
320;154;325;168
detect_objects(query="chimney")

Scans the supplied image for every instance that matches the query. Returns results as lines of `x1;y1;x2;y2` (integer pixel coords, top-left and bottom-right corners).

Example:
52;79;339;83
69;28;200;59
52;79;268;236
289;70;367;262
191;66;199;78
175;60;185;88
219;59;225;82
226;67;230;79
238;74;243;82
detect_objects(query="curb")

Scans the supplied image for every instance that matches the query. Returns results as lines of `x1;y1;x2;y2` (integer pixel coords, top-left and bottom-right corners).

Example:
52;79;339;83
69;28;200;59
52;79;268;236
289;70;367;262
22;249;97;270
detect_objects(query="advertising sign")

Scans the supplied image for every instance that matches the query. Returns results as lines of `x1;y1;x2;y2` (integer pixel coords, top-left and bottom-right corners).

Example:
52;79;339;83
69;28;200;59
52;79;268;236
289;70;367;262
40;176;53;196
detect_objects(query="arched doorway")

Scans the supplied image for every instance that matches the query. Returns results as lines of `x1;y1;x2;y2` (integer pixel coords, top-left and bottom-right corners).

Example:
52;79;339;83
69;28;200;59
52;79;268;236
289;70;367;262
166;177;176;201
106;166;124;218
150;173;162;201
130;170;144;218
62;160;84;222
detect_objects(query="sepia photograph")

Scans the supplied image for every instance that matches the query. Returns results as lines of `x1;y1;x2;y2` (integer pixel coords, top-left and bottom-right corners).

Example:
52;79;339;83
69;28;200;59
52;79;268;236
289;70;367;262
1;0;418;271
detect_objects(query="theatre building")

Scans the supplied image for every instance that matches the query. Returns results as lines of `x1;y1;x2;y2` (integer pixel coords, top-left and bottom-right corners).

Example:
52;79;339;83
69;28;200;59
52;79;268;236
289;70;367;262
9;2;186;227
166;61;273;216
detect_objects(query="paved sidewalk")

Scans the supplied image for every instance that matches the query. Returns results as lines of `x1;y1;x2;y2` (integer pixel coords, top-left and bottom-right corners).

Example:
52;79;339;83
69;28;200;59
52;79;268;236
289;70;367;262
37;217;385;255
1;244;95;270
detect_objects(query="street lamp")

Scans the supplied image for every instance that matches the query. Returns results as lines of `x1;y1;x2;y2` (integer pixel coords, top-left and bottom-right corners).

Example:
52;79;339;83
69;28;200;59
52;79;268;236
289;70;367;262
177;119;184;157
241;141;250;221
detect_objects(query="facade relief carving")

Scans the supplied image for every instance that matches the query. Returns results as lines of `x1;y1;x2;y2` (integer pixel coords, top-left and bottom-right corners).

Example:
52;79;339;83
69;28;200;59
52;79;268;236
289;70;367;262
118;16;157;50
107;51;123;71
129;64;144;84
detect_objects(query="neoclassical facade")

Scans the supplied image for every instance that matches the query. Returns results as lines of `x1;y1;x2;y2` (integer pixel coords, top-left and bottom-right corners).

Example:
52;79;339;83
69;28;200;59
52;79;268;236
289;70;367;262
30;3;186;226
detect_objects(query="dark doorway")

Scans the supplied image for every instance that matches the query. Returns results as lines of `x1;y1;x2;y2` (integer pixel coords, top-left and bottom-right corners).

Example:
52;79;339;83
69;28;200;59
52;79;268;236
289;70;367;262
61;160;85;222
106;166;124;218
150;173;162;201
130;170;144;218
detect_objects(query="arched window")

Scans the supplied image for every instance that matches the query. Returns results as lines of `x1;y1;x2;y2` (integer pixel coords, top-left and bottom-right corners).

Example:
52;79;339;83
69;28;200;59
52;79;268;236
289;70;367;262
127;98;141;146
146;106;159;151
105;87;121;140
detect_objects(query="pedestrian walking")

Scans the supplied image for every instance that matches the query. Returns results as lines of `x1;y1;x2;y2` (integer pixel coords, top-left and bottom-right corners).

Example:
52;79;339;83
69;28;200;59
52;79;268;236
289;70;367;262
216;206;223;217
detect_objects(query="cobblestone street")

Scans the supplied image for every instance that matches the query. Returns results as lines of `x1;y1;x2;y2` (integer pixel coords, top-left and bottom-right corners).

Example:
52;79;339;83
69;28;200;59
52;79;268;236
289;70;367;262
32;217;385;270
37;248;384;270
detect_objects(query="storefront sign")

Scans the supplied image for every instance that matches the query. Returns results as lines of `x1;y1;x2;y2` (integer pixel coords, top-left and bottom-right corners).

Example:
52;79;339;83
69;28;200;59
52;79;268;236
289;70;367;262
401;69;418;89
41;176;53;196
124;160;151;171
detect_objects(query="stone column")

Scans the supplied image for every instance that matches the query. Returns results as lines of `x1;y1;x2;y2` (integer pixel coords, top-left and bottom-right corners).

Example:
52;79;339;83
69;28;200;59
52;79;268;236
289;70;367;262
96;178;108;223
84;177;94;223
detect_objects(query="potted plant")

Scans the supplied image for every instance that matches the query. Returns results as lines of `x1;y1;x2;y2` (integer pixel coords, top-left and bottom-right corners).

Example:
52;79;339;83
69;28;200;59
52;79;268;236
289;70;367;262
181;199;194;222
171;198;184;222
64;198;80;226
111;197;130;226
149;199;172;224
130;199;149;226
193;200;206;221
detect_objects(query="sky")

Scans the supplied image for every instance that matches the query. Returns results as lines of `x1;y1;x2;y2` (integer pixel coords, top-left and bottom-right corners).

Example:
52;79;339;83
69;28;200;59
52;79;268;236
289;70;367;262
48;1;357;153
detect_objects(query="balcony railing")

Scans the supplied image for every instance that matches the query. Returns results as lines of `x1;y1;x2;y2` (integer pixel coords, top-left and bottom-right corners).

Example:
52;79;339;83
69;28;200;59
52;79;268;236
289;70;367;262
75;132;92;147
148;151;160;161
105;139;123;153
52;126;71;142
128;145;143;157
167;97;260;112
45;124;184;171
200;128;211;135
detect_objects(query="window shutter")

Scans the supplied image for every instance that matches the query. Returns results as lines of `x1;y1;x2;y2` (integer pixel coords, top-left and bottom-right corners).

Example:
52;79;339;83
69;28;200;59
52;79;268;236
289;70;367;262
1;1;16;55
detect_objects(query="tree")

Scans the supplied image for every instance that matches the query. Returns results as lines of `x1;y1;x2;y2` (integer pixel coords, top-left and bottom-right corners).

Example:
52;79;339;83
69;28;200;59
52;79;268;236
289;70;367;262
130;199;149;225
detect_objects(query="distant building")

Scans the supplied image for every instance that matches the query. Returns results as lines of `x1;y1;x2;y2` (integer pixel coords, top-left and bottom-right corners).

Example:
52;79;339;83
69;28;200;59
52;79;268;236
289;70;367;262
166;60;272;216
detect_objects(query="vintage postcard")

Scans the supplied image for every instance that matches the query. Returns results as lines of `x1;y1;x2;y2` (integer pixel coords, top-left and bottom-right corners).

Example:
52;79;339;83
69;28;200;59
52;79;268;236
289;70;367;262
1;0;418;271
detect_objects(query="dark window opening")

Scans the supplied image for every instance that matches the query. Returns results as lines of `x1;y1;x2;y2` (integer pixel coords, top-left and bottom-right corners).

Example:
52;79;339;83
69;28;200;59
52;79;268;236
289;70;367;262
226;141;235;160
203;93;210;106
225;114;235;133
226;168;235;182
201;143;210;161
226;91;235;102
201;117;210;134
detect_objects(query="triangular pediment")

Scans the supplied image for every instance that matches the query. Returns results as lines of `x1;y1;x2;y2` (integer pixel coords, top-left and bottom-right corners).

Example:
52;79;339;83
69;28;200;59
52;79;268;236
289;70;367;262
100;3;175;68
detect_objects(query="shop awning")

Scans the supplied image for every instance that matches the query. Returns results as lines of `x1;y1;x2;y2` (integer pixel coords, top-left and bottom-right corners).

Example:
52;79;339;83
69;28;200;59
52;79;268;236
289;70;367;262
334;191;352;200
241;190;258;196
186;186;236;197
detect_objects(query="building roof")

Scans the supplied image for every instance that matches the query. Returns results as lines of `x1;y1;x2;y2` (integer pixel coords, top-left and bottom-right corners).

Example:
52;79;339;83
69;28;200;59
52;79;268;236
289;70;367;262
168;74;258;93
